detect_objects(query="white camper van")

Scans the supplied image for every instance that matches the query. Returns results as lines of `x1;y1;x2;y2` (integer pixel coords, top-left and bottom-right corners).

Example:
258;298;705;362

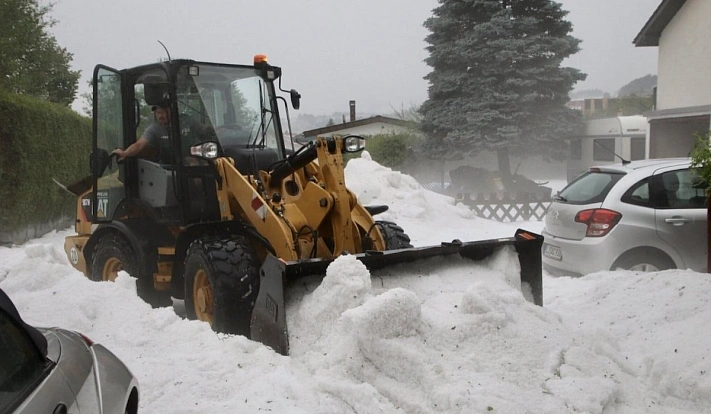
567;115;648;182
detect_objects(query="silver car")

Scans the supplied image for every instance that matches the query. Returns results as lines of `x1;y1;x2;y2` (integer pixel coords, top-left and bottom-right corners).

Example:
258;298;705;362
0;289;139;414
542;158;707;276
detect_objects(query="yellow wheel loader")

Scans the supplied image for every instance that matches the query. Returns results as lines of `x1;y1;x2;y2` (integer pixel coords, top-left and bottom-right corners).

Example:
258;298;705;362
62;56;543;355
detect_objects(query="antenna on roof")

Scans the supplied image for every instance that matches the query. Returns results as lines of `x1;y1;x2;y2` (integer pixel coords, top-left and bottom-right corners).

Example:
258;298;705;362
593;140;630;165
157;40;172;62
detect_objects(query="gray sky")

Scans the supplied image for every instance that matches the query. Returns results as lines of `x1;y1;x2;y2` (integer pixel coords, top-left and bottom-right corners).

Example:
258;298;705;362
48;0;660;115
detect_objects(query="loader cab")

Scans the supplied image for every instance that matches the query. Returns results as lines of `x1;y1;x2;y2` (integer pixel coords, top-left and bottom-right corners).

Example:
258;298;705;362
90;59;291;225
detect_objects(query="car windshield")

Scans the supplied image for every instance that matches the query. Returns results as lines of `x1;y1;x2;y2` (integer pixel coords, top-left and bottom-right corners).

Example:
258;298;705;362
558;171;624;204
175;64;282;155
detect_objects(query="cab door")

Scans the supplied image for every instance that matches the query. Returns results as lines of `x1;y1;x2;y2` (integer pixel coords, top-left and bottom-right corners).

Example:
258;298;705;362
91;65;126;222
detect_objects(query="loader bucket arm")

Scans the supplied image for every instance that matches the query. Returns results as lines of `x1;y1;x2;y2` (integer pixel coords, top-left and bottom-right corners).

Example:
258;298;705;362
251;229;543;355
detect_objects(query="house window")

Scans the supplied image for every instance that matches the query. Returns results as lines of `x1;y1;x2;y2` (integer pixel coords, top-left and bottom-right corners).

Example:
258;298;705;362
593;138;615;161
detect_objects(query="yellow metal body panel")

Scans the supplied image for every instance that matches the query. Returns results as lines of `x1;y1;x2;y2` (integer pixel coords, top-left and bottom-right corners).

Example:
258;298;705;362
214;157;301;260
211;136;385;261
64;235;89;276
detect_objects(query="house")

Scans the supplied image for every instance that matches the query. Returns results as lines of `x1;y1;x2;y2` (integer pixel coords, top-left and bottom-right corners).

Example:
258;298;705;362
566;95;619;119
300;116;417;141
300;101;418;141
634;0;711;158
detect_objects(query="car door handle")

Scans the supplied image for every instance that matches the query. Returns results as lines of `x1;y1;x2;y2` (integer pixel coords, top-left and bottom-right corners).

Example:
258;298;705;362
665;217;690;226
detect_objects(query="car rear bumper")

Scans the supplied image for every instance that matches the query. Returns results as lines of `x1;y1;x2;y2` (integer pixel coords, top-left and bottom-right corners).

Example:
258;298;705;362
543;261;583;277
541;230;616;276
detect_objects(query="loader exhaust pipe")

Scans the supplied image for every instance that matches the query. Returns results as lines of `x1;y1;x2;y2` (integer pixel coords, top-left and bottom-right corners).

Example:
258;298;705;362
250;229;543;355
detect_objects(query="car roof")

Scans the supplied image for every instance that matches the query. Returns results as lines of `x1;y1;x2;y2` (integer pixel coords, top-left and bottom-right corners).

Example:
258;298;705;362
592;158;691;174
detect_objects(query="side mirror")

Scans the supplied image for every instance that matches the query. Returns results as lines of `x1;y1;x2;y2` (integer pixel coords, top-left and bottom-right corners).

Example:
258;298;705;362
144;75;171;106
290;89;301;110
90;149;111;177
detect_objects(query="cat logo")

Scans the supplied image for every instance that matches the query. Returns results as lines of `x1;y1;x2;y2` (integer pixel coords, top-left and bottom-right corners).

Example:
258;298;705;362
97;192;109;218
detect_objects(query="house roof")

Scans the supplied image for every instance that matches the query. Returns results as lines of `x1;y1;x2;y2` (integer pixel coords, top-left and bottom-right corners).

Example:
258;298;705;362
301;115;416;138
633;0;687;47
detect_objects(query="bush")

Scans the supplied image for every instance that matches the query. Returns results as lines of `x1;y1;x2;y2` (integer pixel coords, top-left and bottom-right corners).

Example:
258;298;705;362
690;132;711;196
0;91;91;233
347;132;422;171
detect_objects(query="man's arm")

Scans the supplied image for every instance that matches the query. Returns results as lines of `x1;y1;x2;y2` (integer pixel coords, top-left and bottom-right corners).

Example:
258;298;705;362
113;123;162;161
112;137;152;161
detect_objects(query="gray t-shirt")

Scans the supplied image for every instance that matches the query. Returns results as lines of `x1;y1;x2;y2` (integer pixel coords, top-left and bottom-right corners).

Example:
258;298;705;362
143;122;169;149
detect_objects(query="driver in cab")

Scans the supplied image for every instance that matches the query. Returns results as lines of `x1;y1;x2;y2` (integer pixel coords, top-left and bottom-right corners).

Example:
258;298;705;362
112;103;214;164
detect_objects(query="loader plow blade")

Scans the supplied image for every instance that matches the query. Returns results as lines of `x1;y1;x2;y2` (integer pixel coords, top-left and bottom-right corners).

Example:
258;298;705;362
251;229;543;355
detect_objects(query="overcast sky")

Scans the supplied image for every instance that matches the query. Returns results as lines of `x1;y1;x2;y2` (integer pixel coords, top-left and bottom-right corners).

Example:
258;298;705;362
48;0;660;115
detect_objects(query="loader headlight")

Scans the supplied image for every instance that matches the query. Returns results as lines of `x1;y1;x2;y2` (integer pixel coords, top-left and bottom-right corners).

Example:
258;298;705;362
190;142;219;159
342;135;366;153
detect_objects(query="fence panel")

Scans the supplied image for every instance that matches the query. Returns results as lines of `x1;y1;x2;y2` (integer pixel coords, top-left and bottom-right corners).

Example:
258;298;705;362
456;193;552;222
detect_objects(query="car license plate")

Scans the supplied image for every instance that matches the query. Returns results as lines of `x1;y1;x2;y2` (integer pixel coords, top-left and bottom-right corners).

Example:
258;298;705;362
543;244;562;261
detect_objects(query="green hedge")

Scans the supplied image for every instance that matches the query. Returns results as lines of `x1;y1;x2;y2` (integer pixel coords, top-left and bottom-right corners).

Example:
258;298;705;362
0;91;91;233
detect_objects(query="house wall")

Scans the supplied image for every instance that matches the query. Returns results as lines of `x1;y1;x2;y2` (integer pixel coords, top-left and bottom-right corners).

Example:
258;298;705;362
649;116;709;158
657;0;711;110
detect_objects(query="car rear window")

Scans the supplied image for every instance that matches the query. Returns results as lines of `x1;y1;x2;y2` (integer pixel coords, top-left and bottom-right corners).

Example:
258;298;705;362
558;171;624;204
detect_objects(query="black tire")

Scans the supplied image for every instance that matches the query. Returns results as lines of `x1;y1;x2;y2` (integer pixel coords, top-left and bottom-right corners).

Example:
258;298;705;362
90;233;172;308
183;235;260;337
376;221;413;250
612;249;675;272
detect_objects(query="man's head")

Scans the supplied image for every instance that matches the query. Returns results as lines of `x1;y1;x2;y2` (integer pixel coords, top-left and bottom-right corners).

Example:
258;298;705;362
152;104;170;127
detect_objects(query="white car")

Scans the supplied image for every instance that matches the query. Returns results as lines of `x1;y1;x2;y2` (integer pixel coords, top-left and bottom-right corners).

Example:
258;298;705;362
542;158;707;276
0;288;139;413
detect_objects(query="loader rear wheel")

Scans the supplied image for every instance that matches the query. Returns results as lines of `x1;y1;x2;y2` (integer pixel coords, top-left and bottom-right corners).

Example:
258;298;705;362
183;236;260;337
90;234;172;308
377;221;413;250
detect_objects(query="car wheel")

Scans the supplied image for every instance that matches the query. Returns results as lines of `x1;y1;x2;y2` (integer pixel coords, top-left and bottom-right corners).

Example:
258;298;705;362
613;250;675;272
91;234;171;307
183;235;260;337
376;221;413;250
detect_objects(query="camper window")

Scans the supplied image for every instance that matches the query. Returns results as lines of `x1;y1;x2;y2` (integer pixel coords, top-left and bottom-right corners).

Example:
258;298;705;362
631;137;645;160
593;138;615;161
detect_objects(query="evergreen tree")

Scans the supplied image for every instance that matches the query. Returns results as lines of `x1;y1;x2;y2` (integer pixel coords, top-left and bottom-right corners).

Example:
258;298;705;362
420;0;586;182
0;0;80;105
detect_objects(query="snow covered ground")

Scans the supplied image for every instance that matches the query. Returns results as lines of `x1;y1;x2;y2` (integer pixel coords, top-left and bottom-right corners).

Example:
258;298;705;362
1;152;709;413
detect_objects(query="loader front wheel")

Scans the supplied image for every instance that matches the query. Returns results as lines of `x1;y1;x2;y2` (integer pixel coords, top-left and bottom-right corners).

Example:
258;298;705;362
90;234;171;308
377;221;413;250
183;236;260;337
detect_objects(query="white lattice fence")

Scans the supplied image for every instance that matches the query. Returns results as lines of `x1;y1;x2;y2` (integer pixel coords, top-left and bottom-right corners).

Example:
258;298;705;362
456;193;552;222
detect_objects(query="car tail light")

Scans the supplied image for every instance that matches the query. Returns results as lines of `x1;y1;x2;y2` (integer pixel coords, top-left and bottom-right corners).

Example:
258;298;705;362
574;208;622;237
77;332;94;347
